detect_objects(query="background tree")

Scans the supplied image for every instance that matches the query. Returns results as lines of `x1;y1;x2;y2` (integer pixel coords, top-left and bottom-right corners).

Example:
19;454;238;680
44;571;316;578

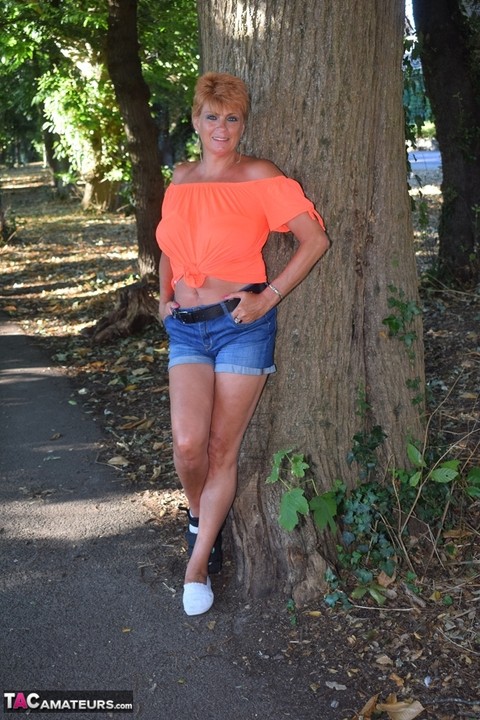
106;0;164;279
197;0;425;604
413;0;480;286
90;0;199;342
0;0;199;332
37;52;126;211
0;61;40;166
1;1;125;208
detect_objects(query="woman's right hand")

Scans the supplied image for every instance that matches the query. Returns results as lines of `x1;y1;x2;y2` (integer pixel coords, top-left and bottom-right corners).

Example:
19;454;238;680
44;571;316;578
159;300;179;322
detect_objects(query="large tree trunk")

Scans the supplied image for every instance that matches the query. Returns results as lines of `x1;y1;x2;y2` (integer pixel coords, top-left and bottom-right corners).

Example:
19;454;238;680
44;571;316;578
106;0;163;278
198;0;424;605
42;127;72;200
81;175;121;212
413;0;480;287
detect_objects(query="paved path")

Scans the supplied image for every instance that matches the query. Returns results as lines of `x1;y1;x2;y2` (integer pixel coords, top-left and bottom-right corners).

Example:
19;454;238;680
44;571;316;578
0;318;305;719
407;149;441;172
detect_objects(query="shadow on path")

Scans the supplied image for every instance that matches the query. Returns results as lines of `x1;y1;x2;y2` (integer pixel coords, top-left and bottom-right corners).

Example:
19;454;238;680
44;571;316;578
1;316;326;720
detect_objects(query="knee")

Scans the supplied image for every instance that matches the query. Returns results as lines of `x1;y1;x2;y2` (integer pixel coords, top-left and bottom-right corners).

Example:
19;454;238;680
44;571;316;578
207;433;238;472
173;431;207;469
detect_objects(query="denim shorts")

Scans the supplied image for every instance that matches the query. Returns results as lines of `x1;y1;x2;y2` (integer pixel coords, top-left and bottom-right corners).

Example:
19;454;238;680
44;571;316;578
164;304;277;375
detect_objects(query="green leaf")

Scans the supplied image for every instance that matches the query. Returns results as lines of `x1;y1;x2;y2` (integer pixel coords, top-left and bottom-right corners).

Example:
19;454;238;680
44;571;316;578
466;486;480;498
430;467;459;484
309;492;338;532
407;443;425;468
266;466;280;484
355;568;373;584
441;459;461;470
368;586;387;606
467;467;480;485
290;453;309;478
266;448;292;484
278;488;309;531
274;448;292;464
350;586;367;599
382;315;401;334
409;470;422;487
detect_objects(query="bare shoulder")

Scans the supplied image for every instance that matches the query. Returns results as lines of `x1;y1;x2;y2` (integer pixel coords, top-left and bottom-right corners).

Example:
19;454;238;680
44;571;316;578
171;160;200;184
241;156;284;181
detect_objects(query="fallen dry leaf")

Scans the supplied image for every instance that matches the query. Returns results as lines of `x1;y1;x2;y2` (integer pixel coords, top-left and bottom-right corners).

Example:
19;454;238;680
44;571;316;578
377;570;396;588
389;672;405;688
375;654;394;666
325;681;347;690
443;528;474;539
136;418;154;431
108;455;130;467
376;699;425;720
131;367;150;376
352;693;378;719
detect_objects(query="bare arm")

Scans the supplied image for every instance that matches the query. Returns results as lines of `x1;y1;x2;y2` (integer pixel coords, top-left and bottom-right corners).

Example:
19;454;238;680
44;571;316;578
225;212;330;322
265;212;330;301
158;253;179;320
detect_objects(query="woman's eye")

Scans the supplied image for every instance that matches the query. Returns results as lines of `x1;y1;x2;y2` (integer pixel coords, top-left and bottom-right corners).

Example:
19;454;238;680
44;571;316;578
227;116;239;123
206;114;217;121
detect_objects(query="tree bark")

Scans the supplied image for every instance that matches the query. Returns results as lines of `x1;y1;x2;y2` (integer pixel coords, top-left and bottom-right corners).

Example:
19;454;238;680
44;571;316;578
81;176;121;212
198;0;424;605
42;127;72;200
0;190;8;242
85;278;160;344
413;0;480;286
106;0;163;278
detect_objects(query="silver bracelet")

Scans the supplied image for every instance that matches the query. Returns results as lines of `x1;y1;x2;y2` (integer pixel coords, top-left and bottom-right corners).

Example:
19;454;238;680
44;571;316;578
267;283;283;300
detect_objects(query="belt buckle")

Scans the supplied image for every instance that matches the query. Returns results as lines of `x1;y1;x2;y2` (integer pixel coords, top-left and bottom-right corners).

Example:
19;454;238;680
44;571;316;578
172;308;190;323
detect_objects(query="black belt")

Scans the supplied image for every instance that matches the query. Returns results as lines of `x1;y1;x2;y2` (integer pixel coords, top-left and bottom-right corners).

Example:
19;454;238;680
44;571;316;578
171;283;268;324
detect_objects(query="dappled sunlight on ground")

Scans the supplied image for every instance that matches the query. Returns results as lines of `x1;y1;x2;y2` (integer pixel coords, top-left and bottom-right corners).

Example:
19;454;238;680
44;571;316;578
1;165;138;336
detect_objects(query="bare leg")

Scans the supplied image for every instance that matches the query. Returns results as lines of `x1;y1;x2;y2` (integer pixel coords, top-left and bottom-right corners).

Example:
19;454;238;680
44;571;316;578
184;372;268;584
169;363;215;517
168;364;268;584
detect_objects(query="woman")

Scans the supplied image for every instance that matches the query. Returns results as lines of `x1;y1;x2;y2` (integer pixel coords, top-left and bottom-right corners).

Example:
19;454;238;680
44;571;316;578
156;72;330;616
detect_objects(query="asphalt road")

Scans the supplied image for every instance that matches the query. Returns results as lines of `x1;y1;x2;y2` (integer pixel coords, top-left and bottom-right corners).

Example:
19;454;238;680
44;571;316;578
0;317;310;719
407;149;441;172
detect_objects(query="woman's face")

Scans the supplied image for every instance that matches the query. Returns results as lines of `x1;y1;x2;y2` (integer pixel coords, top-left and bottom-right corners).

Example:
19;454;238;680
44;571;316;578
194;104;245;156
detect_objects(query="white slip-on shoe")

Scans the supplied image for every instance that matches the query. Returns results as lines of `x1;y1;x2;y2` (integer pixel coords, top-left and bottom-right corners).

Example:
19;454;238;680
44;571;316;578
183;577;214;616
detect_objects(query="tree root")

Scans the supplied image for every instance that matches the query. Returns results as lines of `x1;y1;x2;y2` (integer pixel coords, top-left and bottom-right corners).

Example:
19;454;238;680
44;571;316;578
85;276;160;344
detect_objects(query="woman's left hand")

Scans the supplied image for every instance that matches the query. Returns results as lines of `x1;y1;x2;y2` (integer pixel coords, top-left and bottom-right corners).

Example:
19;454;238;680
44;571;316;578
224;288;279;324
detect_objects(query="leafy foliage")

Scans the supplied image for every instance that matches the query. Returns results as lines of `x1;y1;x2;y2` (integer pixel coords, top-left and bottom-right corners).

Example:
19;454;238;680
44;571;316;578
382;284;422;358
267;449;338;533
267;428;480;608
0;0;198;180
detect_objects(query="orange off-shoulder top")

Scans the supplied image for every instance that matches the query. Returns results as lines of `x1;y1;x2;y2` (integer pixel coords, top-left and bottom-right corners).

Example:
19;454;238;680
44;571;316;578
155;175;325;289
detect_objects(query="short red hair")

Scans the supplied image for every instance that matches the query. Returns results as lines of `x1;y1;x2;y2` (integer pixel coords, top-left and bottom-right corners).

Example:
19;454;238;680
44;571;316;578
192;72;250;121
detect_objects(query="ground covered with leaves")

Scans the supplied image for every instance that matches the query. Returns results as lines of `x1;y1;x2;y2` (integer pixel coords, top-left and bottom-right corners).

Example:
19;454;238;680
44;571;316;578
1;164;479;720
